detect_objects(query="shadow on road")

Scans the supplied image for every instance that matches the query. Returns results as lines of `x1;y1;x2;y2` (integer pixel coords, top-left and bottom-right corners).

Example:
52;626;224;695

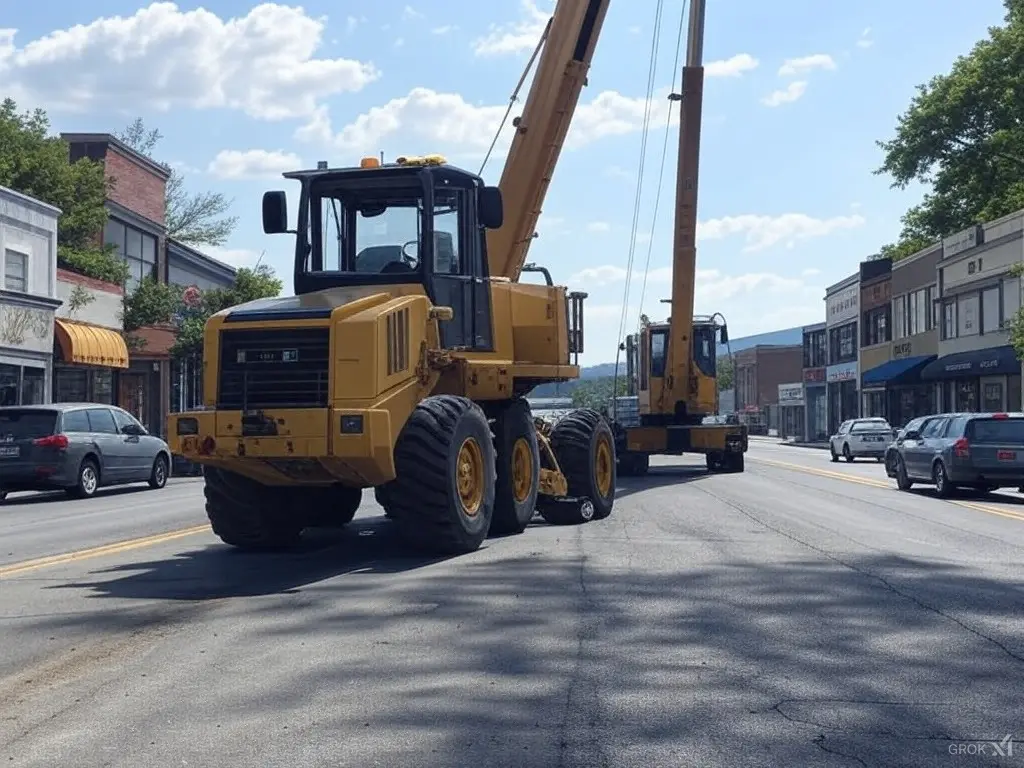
616;462;716;501
49;515;453;601
1;484;169;506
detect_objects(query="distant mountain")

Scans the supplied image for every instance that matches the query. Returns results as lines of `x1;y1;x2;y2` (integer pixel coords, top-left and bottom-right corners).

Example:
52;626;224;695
528;324;805;398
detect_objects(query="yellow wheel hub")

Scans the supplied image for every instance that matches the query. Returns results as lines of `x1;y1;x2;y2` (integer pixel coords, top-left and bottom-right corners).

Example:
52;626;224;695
511;437;533;503
595;436;613;498
456;437;485;516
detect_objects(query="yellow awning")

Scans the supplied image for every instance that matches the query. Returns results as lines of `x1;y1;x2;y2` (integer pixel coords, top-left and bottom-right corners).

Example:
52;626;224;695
54;319;129;369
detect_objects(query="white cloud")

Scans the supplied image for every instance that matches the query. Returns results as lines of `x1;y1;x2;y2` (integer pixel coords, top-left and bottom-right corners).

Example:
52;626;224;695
296;85;683;159
587;221;611;233
856;27;873;48
432;25;457;35
473;0;551;57
706;53;759;78
777;54;836;77
0;3;379;120
204;246;265;269
402;6;423;20
604;165;634;183
699;212;865;251
208;149;302;180
801;267;822;278
761;81;807;107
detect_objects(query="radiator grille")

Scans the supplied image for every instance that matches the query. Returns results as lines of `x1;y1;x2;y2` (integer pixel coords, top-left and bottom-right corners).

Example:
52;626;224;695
386;308;409;375
218;327;330;410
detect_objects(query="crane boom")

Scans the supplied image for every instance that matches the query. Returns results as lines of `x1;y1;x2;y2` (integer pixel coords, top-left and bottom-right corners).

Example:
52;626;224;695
486;0;610;282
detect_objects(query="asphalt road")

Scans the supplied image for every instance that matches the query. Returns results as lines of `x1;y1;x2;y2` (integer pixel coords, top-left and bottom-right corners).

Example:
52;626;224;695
1;442;1022;767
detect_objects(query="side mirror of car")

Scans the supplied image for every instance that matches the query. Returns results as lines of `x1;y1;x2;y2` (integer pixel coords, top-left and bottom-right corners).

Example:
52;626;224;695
121;424;144;436
904;430;920;440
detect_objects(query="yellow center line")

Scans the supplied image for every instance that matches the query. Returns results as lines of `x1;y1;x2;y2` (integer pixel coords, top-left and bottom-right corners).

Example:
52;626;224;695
0;524;210;579
749;455;1024;523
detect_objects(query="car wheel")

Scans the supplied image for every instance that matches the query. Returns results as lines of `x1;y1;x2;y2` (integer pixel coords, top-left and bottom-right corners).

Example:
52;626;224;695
830;446;839;463
0;490;7;503
843;443;854;463
149;455;169;490
69;458;100;498
895;455;913;491
933;460;952;498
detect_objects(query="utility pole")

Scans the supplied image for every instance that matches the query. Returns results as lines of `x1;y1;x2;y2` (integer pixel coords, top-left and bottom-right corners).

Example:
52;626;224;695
662;0;707;417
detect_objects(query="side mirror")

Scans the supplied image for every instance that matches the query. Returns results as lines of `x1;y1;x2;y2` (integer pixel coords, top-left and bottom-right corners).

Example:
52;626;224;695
121;423;143;436
262;191;288;234
904;430;920;440
719;324;729;344
478;186;503;229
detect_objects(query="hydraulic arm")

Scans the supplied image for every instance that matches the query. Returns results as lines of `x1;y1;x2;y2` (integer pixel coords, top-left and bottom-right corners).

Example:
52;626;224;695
486;0;610;281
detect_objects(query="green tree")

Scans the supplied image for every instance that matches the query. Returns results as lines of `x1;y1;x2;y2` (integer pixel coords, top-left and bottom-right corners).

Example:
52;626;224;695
117;118;238;247
571;376;627;409
875;0;1024;259
0;98;128;284
716;355;734;391
171;262;283;358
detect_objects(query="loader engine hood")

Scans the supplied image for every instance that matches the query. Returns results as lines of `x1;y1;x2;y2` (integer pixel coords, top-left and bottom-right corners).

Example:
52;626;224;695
222;284;427;323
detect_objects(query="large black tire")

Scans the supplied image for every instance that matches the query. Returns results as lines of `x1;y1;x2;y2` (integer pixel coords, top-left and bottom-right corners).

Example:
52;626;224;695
618;450;649;477
204;467;303;550
539;408;615;525
490;399;540;536
378;395;496;554
302;485;362;527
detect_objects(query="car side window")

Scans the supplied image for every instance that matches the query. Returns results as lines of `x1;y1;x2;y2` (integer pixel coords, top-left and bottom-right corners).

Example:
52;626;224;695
922;418;946;438
902;418;922;436
944;416;967;437
838;421;851;435
85;408;118;434
62;410;90;432
112;409;144;434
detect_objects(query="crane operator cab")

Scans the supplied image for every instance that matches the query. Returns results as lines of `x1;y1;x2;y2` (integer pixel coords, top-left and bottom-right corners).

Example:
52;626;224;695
259;154;503;352
624;315;728;425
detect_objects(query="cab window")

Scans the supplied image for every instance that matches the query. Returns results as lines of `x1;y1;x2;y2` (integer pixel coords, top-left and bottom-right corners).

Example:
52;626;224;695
693;325;716;378
650;330;668;378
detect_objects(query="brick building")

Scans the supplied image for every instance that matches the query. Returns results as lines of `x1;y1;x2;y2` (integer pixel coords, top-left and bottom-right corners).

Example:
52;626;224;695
733;344;803;434
60;133;172;434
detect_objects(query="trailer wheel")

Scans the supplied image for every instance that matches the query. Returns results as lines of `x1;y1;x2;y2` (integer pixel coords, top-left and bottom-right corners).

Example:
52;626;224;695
490;399;540;536
384;395;496;554
539;408;615;525
302;485;362;527
204;467;303;550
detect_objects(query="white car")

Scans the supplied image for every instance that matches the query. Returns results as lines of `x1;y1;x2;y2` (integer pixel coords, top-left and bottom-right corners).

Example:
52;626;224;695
829;418;895;463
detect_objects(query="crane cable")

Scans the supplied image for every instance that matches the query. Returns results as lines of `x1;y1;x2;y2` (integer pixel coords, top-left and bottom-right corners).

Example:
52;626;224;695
634;0;688;336
611;0;666;412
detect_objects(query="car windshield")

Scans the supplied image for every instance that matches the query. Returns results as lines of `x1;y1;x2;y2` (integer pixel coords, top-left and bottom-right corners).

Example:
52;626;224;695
852;419;890;433
0;409;57;439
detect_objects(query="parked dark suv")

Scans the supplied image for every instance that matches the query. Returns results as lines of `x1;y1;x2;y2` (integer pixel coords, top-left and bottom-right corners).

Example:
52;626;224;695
885;412;1024;496
0;403;173;501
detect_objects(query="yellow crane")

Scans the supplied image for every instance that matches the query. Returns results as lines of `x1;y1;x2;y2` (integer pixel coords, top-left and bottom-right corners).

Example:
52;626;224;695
168;0;617;554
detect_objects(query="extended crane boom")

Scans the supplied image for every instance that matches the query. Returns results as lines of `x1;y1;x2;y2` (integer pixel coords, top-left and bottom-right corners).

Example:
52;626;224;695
487;0;610;282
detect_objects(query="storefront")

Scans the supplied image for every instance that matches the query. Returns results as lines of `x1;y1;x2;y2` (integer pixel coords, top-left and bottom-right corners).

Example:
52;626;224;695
826;360;858;434
777;382;804;439
0;301;60;406
860;354;936;426
802;367;827;442
921;344;1022;413
52;318;129;403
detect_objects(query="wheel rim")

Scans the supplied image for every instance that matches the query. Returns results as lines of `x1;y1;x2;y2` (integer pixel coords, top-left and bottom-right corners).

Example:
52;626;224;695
82;466;97;494
456;437;485;516
595;436;613;498
511;437;533;503
155;461;166;485
935;464;945;491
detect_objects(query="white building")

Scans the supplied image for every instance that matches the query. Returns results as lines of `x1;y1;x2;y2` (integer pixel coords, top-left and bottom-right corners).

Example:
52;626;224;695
0;186;63;405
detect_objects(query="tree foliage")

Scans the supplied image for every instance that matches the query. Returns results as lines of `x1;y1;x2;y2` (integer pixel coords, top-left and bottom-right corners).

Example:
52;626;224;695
171;263;283;358
876;0;1024;258
716;355;734;391
117;118;238;247
0;98;128;283
570;376;627;409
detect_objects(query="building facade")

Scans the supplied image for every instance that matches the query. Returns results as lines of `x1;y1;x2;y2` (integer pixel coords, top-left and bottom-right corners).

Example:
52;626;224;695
921;214;1024;413
0;186;63;406
825;273;860;433
859;244;941;426
734;344;804;434
858;258;893;417
801;321;827;441
777;382;805;439
62;133;171;435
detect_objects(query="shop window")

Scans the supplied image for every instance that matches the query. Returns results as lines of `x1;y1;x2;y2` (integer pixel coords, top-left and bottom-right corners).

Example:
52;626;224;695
955;380;978;412
864;306;889;346
982;381;1003;412
893;295;906;339
0;363;47;406
981;287;1000;333
958;293;979;336
3;249;28;293
1004;278;1021;324
863;390;886;418
943;301;957;340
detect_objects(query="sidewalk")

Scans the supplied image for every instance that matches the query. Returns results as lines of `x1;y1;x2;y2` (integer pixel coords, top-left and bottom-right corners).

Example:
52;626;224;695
747;435;830;450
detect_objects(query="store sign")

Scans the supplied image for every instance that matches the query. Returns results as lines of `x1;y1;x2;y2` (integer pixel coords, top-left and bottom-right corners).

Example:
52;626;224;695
942;224;984;259
803;367;826;383
826;361;858;383
827;285;859;326
778;383;804;406
893;341;913;359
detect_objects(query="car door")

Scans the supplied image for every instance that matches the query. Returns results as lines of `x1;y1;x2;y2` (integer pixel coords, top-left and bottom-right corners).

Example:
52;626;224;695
832;420;852;452
85;407;127;483
908;417;947;479
112;407;159;481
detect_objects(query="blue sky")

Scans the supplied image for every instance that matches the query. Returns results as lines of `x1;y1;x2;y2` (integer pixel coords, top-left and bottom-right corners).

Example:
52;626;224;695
0;0;1009;365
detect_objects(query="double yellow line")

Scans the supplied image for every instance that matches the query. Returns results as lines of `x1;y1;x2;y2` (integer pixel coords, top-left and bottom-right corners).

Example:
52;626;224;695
0;524;209;579
751;456;1024;523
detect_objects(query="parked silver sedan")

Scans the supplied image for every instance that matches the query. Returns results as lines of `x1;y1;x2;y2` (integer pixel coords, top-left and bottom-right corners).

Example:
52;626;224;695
829;417;895;462
0;403;172;501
